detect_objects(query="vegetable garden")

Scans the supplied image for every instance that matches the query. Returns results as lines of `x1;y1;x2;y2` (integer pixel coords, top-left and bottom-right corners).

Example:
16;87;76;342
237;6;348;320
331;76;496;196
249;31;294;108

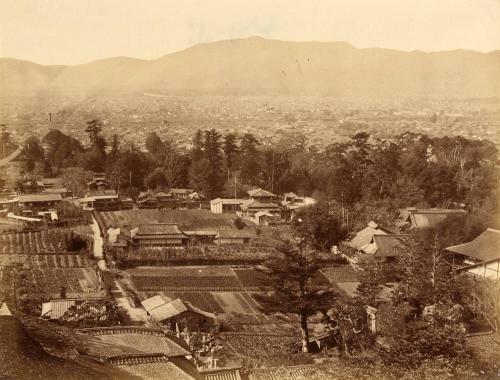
0;225;92;253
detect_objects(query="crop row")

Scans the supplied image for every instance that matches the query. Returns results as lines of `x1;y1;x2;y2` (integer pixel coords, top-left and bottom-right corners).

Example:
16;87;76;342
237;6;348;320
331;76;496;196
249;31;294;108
222;333;299;359
0;227;91;254
132;275;242;291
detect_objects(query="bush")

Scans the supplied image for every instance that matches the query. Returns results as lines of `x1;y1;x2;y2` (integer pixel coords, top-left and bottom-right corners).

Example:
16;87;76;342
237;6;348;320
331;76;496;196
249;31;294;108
65;232;87;252
234;217;246;230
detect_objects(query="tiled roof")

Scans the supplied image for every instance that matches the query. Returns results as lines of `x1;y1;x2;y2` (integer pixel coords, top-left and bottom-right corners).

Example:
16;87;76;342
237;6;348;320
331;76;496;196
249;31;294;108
399;208;466;229
135;223;187;237
347;223;388;250
321;265;359;283
203;368;242;380
247;188;276;198
95;332;191;357
18;193;62;203
447;228;500;262
119;362;197;379
248;364;333;380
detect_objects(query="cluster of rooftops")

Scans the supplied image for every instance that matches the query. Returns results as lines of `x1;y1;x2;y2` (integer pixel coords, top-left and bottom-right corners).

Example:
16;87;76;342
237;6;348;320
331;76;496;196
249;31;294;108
345;207;500;280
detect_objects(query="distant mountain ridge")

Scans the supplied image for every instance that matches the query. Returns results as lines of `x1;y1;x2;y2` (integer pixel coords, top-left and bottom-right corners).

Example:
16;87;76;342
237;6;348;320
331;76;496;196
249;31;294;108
1;36;499;97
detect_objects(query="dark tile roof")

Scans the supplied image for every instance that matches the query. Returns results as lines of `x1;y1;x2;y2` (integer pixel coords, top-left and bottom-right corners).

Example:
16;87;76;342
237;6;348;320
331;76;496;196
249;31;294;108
135;223;187;237
447;228;500;262
248;364;333;380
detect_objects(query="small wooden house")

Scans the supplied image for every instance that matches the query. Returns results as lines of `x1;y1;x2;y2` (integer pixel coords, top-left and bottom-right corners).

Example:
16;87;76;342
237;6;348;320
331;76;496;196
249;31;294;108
141;295;216;332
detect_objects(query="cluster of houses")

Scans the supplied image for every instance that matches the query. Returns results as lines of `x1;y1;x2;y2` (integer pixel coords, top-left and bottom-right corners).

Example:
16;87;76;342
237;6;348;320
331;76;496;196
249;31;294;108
210;188;315;225
342;207;500;335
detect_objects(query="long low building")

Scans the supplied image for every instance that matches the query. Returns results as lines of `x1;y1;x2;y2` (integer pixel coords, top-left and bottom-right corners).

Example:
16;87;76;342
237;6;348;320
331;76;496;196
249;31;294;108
17;193;62;209
131;223;189;247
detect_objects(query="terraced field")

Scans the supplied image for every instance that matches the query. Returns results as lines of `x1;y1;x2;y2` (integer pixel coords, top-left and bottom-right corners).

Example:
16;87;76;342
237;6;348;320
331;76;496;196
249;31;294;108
130;266;243;291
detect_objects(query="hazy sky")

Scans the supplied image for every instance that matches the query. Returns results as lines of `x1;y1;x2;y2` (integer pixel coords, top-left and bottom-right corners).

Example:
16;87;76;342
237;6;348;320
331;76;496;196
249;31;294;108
1;0;499;65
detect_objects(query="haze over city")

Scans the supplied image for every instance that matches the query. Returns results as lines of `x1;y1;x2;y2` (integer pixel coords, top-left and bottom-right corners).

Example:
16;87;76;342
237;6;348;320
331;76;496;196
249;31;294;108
0;2;499;380
1;0;500;65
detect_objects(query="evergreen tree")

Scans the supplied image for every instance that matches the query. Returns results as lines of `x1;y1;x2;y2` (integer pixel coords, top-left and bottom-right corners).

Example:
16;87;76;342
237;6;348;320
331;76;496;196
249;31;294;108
239;133;260;184
255;240;334;353
223;133;238;180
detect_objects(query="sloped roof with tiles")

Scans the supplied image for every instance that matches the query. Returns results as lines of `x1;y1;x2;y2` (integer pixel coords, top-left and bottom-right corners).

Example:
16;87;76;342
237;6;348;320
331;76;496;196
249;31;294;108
203;368;242;380
347;221;388;250
248;364;334;380
247;188;276;198
446;228;500;262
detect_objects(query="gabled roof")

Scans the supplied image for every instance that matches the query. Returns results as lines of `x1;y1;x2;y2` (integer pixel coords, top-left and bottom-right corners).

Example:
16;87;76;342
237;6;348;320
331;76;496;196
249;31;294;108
347;221;388;250
247;188;276;198
283;192;298;198
18;193;62;203
446;228;500;262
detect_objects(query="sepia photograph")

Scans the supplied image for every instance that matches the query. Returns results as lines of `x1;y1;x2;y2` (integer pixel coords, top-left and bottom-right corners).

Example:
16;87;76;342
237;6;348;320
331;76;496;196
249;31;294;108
0;1;499;379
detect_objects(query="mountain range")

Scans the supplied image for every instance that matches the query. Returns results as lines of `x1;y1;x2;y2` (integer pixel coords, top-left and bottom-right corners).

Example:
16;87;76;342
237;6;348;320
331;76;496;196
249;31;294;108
1;36;499;98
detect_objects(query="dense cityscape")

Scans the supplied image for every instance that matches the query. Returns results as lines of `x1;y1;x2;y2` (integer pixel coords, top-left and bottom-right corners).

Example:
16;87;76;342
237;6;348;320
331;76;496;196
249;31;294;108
1;1;499;379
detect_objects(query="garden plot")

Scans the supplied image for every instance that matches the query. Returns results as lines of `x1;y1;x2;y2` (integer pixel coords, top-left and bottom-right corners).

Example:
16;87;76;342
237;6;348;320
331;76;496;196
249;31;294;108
0;226;92;254
130;266;243;291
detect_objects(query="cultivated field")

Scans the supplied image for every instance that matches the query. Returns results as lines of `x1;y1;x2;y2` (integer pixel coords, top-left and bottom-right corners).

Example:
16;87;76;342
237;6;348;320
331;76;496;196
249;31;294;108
116;246;278;265
127;265;342;318
0;225;92;253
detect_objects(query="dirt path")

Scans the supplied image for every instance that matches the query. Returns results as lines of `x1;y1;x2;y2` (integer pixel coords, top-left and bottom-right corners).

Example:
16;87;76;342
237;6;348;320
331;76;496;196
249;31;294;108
90;215;106;271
